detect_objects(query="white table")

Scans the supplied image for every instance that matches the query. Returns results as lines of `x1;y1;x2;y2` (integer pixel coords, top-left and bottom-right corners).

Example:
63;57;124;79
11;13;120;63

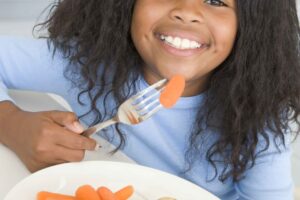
0;138;135;199
0;91;135;199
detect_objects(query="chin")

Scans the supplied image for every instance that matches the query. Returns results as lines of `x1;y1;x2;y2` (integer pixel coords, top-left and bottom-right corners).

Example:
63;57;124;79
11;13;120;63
158;70;192;80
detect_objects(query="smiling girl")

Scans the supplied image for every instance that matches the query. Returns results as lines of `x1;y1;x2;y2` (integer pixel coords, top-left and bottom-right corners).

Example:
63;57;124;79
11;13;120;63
0;0;299;199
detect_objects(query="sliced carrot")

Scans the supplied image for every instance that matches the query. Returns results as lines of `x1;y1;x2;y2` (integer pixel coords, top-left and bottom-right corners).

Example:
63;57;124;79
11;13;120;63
114;185;134;200
97;186;117;200
159;75;185;108
75;185;102;200
37;191;76;200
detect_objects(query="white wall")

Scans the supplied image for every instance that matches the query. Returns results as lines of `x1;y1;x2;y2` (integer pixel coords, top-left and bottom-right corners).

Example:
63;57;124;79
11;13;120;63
0;0;52;20
0;0;52;37
298;0;300;17
0;0;71;110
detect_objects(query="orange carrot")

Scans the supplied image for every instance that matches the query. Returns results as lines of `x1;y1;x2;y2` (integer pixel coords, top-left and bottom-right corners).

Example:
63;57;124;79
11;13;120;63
114;185;134;200
37;191;76;200
97;186;117;200
159;75;185;108
75;185;102;200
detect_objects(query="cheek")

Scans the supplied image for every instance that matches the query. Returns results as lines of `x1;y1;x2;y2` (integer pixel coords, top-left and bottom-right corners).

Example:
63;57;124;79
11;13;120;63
131;9;143;41
131;2;162;37
131;9;154;50
131;21;150;61
131;1;171;42
209;17;237;54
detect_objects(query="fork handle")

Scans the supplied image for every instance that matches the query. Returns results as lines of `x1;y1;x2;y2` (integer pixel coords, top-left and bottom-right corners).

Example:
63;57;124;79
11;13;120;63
81;118;117;137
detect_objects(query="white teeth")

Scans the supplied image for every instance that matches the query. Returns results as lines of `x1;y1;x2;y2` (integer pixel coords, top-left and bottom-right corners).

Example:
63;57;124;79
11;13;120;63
181;39;190;49
165;36;173;43
173;37;181;47
159;34;202;49
190;41;199;48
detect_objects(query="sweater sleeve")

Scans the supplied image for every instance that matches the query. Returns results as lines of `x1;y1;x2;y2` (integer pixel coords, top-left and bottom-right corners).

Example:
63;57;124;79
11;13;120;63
0;74;13;102
0;36;71;101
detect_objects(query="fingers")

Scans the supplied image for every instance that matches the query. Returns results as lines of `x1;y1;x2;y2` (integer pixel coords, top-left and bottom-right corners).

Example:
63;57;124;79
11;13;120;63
7;110;96;173
51;124;98;151
19;150;67;173
24;142;89;172
54;146;86;163
47;111;84;133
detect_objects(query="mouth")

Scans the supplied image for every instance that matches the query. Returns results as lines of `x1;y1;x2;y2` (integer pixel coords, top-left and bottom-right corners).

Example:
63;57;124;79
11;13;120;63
155;32;209;51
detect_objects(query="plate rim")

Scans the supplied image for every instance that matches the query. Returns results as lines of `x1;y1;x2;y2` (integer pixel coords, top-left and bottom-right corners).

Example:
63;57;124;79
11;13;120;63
4;160;220;200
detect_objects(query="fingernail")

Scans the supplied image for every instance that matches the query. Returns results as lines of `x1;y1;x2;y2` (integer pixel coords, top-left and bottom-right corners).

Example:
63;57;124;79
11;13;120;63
73;121;84;133
94;143;102;151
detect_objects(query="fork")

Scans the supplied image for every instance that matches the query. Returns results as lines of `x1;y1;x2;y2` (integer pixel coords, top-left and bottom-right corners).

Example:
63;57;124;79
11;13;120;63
81;79;167;137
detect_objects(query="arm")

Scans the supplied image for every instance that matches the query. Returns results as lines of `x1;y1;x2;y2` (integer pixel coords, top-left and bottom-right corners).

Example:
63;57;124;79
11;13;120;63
0;36;67;95
0;36;97;172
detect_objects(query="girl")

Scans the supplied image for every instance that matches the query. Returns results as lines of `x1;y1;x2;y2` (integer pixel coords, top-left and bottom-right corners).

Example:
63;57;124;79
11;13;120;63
0;0;299;199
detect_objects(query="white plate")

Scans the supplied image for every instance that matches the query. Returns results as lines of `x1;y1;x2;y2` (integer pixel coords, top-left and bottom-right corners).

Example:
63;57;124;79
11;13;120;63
4;161;219;200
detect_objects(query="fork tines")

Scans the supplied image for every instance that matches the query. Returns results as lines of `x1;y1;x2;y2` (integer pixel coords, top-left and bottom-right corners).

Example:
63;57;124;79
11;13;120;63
132;79;167;117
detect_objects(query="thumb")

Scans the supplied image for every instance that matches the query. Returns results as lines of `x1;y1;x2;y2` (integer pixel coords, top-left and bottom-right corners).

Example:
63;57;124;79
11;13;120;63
48;111;84;133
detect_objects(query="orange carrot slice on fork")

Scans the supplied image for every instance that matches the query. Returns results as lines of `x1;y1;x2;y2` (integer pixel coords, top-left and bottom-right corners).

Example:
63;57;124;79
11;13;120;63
159;75;185;108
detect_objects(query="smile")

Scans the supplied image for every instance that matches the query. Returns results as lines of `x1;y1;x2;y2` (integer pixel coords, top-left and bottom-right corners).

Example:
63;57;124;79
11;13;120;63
158;33;204;50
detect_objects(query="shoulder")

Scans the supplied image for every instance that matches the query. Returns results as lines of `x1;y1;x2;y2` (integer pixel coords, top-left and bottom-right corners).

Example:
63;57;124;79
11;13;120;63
0;36;66;66
0;36;50;57
0;36;47;47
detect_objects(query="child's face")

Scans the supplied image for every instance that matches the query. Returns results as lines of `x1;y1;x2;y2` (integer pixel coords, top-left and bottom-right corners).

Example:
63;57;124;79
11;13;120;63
131;0;237;96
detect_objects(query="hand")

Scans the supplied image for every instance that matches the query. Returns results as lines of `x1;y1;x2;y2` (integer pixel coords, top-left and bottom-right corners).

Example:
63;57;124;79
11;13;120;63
0;108;97;172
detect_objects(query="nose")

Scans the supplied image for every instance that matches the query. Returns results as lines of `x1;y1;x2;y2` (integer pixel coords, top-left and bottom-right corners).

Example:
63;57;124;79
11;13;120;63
169;1;204;24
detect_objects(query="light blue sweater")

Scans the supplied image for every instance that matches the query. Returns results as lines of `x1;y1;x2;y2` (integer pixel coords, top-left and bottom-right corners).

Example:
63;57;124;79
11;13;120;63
0;36;294;200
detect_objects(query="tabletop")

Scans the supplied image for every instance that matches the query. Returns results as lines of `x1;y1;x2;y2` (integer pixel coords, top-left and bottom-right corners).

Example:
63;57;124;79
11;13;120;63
0;137;135;199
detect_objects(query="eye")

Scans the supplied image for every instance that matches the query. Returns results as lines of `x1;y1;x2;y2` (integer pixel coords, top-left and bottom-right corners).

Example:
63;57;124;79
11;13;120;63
204;0;228;7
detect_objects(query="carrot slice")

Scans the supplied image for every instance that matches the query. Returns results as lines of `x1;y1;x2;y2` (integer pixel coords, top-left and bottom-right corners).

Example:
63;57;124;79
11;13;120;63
114;185;134;200
75;185;102;200
159;75;185;108
97;186;117;200
37;191;76;200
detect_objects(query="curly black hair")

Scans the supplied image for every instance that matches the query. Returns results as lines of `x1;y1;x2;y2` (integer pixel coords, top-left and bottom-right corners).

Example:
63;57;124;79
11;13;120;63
36;0;300;182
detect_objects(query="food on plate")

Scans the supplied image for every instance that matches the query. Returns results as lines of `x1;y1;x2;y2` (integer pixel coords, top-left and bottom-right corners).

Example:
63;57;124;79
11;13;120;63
113;185;134;200
37;191;76;200
97;186;116;200
37;184;134;200
159;75;185;108
75;185;101;200
36;184;177;200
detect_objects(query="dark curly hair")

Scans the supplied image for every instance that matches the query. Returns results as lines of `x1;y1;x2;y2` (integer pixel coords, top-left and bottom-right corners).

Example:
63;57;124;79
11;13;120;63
35;0;300;182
